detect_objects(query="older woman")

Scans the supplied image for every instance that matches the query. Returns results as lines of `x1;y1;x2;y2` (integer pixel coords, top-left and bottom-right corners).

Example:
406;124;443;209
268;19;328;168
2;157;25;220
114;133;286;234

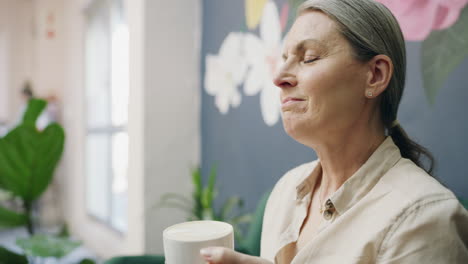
200;0;468;263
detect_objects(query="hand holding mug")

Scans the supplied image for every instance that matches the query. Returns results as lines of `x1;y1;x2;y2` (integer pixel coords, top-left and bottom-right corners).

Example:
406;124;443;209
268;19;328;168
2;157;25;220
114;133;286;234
163;220;234;264
200;247;273;264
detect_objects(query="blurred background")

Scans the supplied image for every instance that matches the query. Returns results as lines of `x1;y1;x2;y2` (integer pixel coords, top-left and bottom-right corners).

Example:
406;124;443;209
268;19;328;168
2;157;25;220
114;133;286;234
0;0;467;263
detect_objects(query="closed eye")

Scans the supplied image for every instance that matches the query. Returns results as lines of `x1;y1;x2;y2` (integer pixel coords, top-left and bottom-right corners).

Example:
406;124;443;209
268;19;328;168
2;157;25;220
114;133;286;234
304;57;319;64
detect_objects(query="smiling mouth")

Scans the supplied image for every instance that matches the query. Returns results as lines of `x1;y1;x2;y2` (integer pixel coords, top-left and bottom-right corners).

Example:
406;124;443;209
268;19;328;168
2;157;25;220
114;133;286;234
282;97;306;107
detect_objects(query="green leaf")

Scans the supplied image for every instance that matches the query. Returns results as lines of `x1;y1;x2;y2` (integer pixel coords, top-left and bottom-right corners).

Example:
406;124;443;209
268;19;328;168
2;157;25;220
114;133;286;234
233;228;245;246
286;0;305;33
220;196;243;220
16;234;81;258
191;167;202;196
0;246;28;264
421;5;468;105
0;188;12;202
201;187;210;209
155;200;193;214
289;0;304;12
57;223;70;238
159;192;192;205
201;207;215;220
22;98;47;126
191;167;203;219
201;165;217;210
460;198;468;210
229;213;254;225
0;121;65;201
79;258;96;264
207;165;217;196
155;193;195;218
0;206;27;229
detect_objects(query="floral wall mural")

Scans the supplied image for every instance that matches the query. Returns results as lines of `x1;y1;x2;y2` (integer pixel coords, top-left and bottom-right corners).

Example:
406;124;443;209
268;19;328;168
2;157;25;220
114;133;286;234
205;0;468;125
377;0;468;41
201;0;468;212
376;0;468;104
205;0;286;126
205;32;247;114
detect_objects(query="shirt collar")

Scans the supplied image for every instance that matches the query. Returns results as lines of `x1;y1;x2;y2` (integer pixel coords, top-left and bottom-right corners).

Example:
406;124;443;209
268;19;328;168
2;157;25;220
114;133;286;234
295;136;402;215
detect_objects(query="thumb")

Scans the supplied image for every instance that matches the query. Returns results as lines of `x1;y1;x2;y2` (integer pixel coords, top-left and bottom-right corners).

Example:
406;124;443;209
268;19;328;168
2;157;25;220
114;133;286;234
200;247;246;264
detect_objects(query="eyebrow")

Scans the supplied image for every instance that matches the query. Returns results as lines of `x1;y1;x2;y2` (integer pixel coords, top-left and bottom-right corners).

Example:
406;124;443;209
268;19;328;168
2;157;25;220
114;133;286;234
282;38;328;60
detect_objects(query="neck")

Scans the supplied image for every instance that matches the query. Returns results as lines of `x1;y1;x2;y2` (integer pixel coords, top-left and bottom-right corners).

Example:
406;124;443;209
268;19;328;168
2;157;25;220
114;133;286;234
312;120;385;200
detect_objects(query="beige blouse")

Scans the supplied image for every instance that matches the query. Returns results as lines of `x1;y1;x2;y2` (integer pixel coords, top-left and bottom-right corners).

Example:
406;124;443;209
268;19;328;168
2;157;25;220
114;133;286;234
260;137;468;263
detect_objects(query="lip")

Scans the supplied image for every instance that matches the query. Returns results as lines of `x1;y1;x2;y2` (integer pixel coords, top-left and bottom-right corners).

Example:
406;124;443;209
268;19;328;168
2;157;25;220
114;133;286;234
281;97;306;106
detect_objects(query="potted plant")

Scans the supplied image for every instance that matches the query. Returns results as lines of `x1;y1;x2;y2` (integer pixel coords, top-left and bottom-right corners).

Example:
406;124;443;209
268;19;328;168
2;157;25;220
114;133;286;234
0;98;94;264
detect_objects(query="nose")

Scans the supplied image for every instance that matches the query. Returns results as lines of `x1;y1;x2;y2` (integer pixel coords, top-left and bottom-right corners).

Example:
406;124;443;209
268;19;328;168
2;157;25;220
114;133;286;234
273;71;297;89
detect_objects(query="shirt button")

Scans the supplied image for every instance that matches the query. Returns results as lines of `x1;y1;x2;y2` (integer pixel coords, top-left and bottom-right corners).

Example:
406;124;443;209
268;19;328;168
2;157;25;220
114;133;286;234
323;210;333;220
322;199;335;220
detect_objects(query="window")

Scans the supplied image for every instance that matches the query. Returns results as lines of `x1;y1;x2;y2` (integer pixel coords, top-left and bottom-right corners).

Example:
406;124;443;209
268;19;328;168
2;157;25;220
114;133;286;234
85;0;128;232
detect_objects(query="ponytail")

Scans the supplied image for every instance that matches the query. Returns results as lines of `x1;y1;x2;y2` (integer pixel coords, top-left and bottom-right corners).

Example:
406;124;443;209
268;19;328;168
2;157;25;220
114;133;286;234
388;123;435;175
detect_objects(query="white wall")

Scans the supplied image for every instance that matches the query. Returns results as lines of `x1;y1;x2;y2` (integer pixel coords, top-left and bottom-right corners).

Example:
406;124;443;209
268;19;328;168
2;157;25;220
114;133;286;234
124;0;145;253
142;0;202;253
0;0;63;123
0;28;9;123
31;0;66;100
0;0;34;124
0;0;8;123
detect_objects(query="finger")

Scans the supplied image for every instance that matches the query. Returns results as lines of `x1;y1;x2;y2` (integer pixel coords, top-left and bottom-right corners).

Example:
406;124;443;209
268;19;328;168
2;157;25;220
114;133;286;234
200;247;245;264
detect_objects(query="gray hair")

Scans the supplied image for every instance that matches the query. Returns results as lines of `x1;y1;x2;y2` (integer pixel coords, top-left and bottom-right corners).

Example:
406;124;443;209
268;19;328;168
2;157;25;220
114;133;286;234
298;0;434;174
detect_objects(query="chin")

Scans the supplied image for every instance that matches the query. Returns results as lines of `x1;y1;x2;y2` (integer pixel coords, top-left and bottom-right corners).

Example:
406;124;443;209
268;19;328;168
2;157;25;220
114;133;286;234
282;115;309;143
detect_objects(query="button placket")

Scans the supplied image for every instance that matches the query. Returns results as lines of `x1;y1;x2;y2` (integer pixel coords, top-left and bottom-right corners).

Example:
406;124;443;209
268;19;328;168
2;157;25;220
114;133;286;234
295;182;309;201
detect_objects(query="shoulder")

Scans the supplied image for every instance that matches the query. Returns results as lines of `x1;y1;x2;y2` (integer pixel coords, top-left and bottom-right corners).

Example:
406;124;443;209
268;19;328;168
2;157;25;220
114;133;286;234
380;157;464;232
377;158;468;262
382;158;457;205
377;195;468;262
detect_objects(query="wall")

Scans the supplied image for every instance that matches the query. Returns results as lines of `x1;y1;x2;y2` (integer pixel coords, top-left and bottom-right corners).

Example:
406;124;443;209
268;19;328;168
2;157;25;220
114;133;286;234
0;15;9;124
125;0;145;254
0;0;64;123
142;0;202;253
0;0;8;123
0;0;34;124
402;42;468;197
201;0;468;215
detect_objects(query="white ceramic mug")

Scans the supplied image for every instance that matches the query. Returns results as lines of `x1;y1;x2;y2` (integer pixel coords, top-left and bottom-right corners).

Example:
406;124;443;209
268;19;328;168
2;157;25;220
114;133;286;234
163;220;234;264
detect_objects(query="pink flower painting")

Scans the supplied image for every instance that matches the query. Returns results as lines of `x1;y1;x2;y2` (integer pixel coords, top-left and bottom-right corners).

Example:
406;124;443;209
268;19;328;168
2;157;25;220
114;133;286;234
376;0;468;41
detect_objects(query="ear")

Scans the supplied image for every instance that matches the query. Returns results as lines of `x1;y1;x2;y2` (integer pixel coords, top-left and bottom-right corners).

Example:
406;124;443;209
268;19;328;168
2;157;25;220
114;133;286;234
364;54;393;98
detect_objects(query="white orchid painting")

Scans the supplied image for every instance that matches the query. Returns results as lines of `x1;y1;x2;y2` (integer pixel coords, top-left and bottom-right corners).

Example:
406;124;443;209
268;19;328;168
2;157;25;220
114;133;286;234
243;1;283;126
204;32;248;114
204;0;288;126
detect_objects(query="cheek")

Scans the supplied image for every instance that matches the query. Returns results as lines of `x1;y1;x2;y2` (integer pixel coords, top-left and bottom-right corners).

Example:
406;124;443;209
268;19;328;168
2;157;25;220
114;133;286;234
299;65;364;120
299;70;329;111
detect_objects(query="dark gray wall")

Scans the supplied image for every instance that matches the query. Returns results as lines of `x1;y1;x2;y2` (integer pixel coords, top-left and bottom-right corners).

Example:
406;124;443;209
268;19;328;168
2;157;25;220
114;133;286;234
201;0;468;213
